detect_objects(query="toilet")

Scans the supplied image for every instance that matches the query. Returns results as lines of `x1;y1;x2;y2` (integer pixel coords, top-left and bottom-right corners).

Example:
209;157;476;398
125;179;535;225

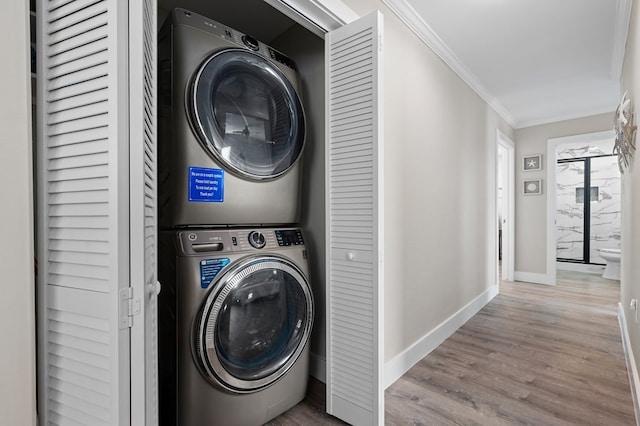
598;248;621;280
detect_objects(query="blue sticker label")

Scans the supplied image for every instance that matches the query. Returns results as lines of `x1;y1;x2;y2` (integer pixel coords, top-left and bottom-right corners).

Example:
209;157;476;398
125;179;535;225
189;167;224;202
200;258;231;289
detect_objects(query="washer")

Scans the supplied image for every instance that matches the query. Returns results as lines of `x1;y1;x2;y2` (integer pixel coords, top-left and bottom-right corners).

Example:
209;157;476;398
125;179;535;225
158;9;307;227
158;227;314;426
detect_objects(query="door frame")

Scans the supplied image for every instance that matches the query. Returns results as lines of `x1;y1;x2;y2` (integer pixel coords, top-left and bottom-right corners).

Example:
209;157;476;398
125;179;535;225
32;1;362;424
496;130;515;283
264;0;359;35
546;130;613;285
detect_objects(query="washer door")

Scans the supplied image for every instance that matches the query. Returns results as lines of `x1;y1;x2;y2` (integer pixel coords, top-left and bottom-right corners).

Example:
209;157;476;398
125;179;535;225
190;49;305;180
195;255;313;392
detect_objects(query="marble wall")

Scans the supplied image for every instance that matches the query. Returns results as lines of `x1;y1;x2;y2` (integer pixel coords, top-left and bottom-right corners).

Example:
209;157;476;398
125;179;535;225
589;156;622;263
556;161;585;260
556;142;621;264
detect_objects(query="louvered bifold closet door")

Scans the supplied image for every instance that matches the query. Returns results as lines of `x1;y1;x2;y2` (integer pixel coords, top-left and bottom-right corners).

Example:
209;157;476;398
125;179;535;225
37;1;132;425
129;0;159;424
325;11;384;426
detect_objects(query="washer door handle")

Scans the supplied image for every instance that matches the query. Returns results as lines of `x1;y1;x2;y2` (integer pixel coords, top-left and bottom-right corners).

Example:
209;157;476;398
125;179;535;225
192;242;224;252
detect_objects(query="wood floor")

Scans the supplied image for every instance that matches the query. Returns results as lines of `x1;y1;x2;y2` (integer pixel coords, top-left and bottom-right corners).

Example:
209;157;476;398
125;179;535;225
271;271;636;425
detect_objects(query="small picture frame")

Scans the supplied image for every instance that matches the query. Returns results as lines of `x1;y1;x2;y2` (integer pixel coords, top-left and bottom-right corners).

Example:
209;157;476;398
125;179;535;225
523;179;542;195
523;154;542;171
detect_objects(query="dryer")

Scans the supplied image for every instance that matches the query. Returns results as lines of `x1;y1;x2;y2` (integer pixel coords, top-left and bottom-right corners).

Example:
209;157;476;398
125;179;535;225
158;8;306;227
158;227;314;425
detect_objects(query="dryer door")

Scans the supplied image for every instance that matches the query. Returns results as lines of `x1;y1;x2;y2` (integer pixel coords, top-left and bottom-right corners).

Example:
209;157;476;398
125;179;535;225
195;255;313;392
190;49;305;180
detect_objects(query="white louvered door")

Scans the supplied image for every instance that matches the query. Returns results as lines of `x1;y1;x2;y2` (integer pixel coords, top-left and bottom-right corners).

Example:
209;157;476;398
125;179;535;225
129;0;159;425
325;11;384;426
36;0;148;424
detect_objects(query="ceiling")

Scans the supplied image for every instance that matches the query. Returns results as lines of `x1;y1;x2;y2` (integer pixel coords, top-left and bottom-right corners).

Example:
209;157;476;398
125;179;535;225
391;0;632;128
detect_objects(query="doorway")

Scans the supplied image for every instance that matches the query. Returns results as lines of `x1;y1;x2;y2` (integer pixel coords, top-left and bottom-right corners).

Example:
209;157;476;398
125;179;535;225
547;130;616;281
497;130;515;283
555;148;621;269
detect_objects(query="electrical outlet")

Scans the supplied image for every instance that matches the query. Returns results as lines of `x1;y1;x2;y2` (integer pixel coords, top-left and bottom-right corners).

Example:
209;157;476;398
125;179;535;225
631;299;637;311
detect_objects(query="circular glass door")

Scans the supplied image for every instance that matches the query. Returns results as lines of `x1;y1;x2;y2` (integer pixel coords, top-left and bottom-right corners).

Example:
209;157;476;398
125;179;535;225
190;49;305;180
195;256;313;392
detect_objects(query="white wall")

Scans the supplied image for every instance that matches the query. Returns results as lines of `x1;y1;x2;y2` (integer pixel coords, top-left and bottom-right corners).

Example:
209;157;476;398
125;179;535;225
513;113;613;280
620;0;640;406
0;1;37;424
343;0;514;376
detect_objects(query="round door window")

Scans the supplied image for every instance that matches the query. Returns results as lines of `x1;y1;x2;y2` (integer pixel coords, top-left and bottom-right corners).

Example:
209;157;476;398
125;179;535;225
195;256;313;392
190;49;305;180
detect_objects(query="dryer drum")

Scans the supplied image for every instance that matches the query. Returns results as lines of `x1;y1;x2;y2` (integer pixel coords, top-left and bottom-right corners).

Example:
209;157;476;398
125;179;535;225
194;256;313;393
189;49;306;180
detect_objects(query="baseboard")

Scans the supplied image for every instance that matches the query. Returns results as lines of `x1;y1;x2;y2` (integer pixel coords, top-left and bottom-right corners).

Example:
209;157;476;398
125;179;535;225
618;303;640;425
384;284;499;388
514;271;554;286
310;352;326;383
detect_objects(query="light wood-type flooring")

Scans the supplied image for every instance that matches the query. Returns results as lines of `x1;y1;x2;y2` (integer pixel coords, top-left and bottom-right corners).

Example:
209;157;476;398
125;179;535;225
270;271;635;425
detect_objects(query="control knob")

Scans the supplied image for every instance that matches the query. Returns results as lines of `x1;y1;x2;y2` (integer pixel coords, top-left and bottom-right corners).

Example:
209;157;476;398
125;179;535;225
248;231;266;249
242;35;259;51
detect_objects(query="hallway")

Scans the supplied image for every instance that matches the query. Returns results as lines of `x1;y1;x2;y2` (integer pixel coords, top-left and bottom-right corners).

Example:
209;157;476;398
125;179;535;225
272;272;635;425
385;271;634;425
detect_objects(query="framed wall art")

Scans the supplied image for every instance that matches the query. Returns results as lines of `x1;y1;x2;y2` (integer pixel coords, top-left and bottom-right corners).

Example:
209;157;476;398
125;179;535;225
523;154;542;171
523;179;542;195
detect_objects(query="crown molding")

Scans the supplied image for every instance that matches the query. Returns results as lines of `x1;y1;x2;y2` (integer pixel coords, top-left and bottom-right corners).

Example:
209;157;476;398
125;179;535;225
381;0;517;129
515;106;616;130
611;0;633;80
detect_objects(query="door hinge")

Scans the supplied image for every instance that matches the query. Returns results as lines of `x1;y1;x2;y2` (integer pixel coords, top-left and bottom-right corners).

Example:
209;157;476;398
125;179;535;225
119;287;141;329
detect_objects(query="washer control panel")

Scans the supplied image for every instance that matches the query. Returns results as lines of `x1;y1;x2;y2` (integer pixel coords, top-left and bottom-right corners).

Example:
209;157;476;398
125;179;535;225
178;228;305;254
248;230;267;249
275;229;304;246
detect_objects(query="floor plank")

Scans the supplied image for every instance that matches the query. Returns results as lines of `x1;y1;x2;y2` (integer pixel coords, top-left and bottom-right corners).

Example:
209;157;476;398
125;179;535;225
271;271;635;425
265;375;346;425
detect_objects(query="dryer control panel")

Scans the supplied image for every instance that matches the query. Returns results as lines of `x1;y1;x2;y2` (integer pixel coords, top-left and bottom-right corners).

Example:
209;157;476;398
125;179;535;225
172;8;298;71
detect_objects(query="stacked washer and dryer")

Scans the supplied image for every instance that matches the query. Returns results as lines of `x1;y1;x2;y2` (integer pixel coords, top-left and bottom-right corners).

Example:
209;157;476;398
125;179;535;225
157;8;314;426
